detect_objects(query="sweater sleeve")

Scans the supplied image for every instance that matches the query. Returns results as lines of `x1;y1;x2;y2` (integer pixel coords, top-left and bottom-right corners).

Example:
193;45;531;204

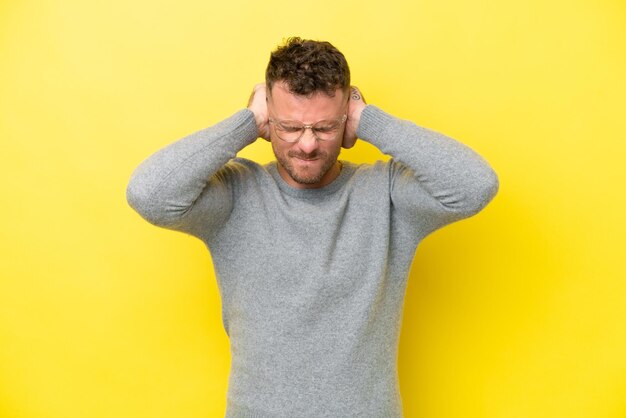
356;105;499;236
126;109;259;236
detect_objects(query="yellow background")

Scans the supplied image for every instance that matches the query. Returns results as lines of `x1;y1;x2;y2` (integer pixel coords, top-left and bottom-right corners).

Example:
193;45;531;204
1;0;625;417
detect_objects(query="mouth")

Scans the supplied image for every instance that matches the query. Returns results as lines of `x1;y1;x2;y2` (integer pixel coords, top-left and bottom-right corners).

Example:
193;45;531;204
291;154;320;162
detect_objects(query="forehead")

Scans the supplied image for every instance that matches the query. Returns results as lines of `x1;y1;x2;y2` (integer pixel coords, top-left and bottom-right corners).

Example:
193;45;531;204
268;81;346;121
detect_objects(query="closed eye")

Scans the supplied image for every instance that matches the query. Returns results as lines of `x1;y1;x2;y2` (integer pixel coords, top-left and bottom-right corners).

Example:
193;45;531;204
313;123;340;132
278;124;302;132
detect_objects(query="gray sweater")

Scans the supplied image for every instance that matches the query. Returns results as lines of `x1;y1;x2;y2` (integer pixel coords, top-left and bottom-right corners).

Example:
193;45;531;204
126;105;499;417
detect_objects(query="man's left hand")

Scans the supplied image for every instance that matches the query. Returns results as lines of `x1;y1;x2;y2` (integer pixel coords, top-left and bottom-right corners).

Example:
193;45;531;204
342;86;367;149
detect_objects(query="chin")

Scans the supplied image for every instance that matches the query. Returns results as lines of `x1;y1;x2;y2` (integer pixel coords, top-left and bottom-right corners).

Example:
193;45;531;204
288;169;325;185
274;147;340;188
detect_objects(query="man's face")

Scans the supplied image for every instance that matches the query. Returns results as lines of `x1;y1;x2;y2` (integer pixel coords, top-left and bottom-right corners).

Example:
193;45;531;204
267;81;347;189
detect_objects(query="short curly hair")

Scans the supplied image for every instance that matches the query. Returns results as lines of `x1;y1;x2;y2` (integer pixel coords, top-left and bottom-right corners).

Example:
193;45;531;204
265;37;350;97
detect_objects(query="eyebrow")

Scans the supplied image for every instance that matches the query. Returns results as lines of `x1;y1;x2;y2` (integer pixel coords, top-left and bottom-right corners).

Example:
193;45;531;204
270;114;346;124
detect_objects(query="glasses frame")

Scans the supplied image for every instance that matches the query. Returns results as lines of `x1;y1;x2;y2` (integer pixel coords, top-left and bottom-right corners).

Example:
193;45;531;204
268;114;348;143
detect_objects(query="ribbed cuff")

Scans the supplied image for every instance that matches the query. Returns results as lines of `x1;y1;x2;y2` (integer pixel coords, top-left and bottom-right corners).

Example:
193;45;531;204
355;105;397;147
220;108;261;150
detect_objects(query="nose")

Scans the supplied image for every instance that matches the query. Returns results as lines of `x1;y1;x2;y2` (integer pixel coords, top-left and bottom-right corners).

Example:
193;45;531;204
296;127;319;154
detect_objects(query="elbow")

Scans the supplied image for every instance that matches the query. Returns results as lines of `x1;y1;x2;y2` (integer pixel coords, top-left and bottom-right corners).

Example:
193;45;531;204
126;179;153;222
126;178;173;227
486;167;500;200
438;166;499;218
464;166;500;216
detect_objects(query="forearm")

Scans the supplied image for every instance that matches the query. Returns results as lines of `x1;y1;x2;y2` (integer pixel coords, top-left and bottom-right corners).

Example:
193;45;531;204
126;109;259;227
357;105;499;219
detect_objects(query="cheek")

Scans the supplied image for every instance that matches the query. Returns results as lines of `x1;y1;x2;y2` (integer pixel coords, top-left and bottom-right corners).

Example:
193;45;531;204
271;138;290;156
321;141;342;157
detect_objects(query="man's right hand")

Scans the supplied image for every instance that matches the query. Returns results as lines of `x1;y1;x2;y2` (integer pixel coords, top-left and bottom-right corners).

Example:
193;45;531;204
247;83;271;141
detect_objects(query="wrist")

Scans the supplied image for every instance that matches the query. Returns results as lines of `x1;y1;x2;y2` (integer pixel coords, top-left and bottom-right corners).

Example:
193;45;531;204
247;107;270;140
351;102;366;128
355;105;393;143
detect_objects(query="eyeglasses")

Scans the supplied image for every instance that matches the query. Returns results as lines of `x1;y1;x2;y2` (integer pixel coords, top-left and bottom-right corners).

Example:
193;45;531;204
268;114;347;143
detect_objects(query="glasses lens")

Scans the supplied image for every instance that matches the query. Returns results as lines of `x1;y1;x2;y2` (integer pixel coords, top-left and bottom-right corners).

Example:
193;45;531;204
312;120;343;141
275;122;303;142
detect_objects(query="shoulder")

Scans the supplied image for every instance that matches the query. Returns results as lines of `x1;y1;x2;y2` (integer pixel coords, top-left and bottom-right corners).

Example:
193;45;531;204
213;157;266;179
211;158;277;196
345;158;419;192
345;159;400;178
340;159;397;190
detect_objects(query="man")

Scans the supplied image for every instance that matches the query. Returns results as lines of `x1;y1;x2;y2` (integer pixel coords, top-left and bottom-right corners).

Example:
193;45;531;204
127;37;499;417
